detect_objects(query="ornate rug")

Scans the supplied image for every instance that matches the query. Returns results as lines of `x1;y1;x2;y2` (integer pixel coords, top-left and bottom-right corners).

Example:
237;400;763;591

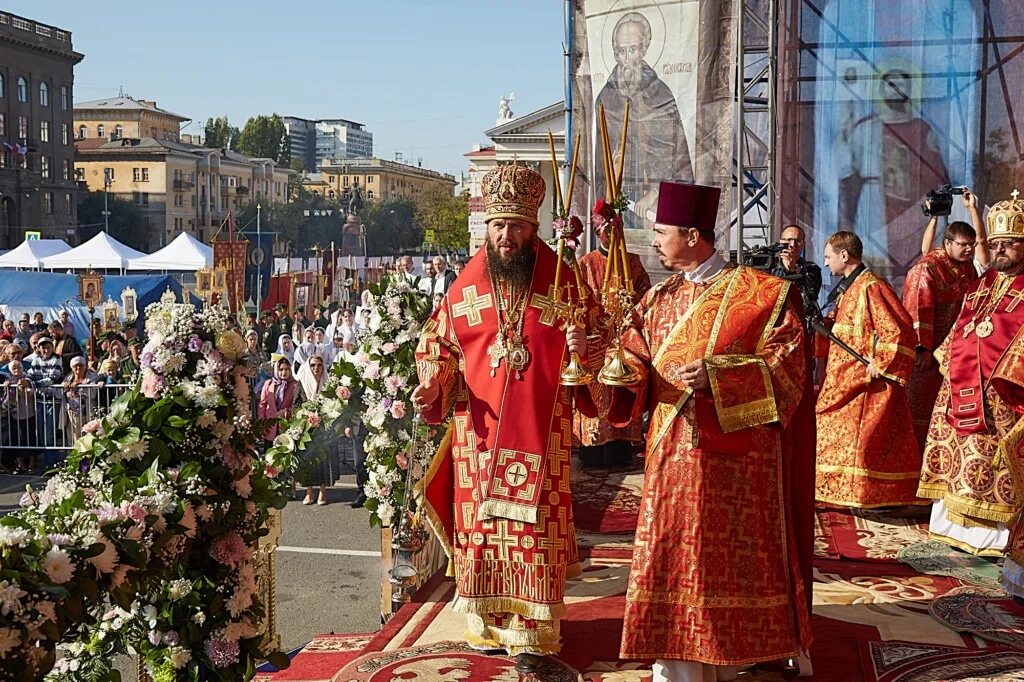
862;640;1024;681
897;540;1003;590
817;508;929;562
928;585;1024;649
254;633;376;681
571;461;644;534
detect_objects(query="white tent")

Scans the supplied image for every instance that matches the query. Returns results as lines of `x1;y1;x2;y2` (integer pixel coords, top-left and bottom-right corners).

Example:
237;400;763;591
0;239;72;269
127;232;213;271
40;232;145;271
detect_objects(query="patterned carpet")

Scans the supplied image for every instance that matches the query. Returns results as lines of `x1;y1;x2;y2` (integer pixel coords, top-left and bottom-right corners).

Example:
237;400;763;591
258;487;1024;680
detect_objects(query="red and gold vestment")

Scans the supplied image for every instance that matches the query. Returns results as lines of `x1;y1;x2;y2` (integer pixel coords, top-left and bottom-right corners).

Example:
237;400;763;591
582;265;811;665
918;270;1024;555
572;248;651;448
902;249;978;450
815;269;921;508
415;241;592;655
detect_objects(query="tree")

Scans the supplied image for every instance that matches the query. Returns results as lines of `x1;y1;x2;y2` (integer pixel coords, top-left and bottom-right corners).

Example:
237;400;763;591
77;191;148;250
236;114;289;165
362;198;420;256
416;188;469;253
203;116;239;150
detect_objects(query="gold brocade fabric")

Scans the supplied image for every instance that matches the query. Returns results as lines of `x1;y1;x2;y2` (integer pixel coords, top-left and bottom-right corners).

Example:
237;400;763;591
572;249;651;447
612;266;811;665
816;270;922;508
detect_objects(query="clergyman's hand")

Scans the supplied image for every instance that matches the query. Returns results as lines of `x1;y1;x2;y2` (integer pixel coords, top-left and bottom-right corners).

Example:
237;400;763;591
866;361;881;380
680;359;709;392
566;325;587;361
411;377;439;413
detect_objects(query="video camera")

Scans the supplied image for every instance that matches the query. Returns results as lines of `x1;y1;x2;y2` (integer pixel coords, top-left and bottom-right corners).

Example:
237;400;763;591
744;242;788;272
922;185;968;217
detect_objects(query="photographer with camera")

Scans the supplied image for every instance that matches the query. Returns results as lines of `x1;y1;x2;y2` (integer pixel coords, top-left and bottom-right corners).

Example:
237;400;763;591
770;225;823;321
903;187;986;453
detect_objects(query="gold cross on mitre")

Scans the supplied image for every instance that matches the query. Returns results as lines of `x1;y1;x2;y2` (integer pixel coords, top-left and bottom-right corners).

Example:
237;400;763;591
1013;189;1020;201
965;282;992;309
451;285;493;327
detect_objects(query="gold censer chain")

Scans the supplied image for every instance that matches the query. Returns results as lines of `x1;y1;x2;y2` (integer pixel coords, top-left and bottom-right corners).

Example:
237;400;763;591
488;280;530;379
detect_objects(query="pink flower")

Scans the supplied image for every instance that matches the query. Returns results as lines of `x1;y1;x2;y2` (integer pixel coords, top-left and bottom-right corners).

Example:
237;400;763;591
308;413;321;427
82;419;102;434
336;386;351;400
362;361;381;381
232;474;252;499
264;464;280;479
382;342;397;354
389;401;407;419
141;370;163;399
209;532;249;569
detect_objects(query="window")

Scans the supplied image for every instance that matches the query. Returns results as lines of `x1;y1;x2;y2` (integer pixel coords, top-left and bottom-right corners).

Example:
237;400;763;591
17;116;27;140
74;168;84;182
40;155;50;179
78;125;86;139
342;176;349;187
60;86;67;110
61;123;68;145
65;193;72;214
174;194;183;207
113;124;123;140
39;121;49;143
142;168;149;181
0;74;4;98
103;167;115;182
150;127;157;138
133;167;149;182
39;82;49;107
367;190;374;200
191;195;196;207
16;77;26;102
368;176;374;184
62;159;70;181
0;114;4;136
43;192;53;215
97;124;105;138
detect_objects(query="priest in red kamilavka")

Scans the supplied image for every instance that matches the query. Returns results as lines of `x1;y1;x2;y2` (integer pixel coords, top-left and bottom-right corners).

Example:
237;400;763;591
573;199;651;467
578;181;812;682
411;164;596;675
815;231;922;508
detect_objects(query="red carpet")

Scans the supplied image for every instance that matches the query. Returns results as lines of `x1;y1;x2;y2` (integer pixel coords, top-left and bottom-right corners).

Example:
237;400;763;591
570;461;644;534
815;508;928;562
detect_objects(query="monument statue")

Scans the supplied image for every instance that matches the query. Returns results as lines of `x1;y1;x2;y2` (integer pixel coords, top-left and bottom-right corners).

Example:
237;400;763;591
348;184;364;216
496;92;516;126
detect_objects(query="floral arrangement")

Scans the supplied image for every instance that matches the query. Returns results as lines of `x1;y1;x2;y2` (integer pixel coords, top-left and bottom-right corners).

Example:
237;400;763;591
273;274;441;527
0;298;291;681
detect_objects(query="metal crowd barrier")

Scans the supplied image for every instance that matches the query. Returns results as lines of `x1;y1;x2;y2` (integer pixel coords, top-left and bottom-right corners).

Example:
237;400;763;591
0;382;133;451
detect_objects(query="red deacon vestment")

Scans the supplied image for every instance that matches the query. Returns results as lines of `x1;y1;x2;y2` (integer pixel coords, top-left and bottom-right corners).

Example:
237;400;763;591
582;264;812;665
815;268;921;508
901;248;978;451
415;241;593;656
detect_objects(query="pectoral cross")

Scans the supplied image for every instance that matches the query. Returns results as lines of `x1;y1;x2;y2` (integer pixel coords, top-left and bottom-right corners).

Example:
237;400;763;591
451;285;493;327
965;283;992;310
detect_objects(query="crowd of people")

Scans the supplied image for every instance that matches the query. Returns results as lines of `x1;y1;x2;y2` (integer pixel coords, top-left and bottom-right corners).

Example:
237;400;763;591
408;161;1024;681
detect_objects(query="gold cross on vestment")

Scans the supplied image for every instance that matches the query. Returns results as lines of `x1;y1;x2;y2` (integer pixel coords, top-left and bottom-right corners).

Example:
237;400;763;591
965;283;992;310
1004;288;1024;313
530;284;565;327
451;285;493;327
485;524;519;561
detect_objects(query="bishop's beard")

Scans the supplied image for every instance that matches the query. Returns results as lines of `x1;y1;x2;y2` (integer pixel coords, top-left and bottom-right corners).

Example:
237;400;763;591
618;62;643;96
486;240;536;290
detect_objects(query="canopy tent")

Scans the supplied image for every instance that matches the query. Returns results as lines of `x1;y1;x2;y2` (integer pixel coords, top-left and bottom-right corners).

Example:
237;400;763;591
0;272;198;342
40;232;145;271
127;232;213;271
0;239;72;269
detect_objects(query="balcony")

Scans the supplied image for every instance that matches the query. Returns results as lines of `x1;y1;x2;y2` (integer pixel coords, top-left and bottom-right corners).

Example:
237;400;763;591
173;179;194;190
236;186;249;196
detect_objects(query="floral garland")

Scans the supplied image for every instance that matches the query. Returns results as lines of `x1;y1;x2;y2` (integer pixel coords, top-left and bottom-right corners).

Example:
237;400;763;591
0;299;292;681
272;275;441;527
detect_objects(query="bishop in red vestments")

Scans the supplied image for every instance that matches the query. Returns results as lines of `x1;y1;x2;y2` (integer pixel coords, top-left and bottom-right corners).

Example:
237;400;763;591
574;199;651;467
412;164;595;674
902;221;980;452
815;231;921;508
579;182;812;682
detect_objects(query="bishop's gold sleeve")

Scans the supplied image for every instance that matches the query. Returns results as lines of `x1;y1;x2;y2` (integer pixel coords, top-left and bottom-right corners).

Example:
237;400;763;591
415;300;461;424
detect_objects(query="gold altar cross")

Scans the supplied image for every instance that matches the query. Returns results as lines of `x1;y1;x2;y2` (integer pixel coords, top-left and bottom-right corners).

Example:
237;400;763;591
451;285;493;327
1004;288;1024;313
529;285;564;327
965;283;992;310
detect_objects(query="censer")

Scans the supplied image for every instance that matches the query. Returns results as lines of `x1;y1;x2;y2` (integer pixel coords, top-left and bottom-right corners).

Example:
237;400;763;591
388;415;430;610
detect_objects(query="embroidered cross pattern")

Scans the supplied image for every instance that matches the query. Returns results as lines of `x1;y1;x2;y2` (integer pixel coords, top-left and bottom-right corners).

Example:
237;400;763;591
451;285;493;327
965;283;992;310
1004;288;1024;313
529;285;565;327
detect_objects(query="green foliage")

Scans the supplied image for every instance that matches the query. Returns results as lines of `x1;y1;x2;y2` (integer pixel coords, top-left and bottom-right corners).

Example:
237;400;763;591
235;114;289;165
203;116;239;151
77;191;148;251
415;188;469;252
362;198;420;256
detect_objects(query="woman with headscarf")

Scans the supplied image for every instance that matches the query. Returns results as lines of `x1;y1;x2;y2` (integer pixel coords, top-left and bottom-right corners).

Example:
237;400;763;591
294;353;335;505
293;328;318;369
275;335;296;370
62;355;102;440
258;355;304;443
243;329;270;395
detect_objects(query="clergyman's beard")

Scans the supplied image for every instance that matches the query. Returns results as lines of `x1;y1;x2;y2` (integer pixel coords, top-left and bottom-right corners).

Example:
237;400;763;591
486;240;536;290
618;61;643;96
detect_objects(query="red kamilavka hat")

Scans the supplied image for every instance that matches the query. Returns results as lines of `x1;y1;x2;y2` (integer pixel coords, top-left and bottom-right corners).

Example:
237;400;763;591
654;181;721;231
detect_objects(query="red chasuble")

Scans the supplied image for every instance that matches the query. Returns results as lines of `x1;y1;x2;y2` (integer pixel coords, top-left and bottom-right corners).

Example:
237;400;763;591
902;249;978;450
581;265;811;665
815;269;921;508
414;240;587;631
573;248;651;448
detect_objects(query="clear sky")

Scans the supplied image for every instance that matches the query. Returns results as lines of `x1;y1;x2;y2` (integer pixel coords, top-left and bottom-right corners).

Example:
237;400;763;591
10;0;567;179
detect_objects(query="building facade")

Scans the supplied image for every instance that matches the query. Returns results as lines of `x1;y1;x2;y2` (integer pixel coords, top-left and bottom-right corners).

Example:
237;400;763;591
75;137;292;250
74;95;189;143
283;116;372;172
0;11;84;246
304;157;455;206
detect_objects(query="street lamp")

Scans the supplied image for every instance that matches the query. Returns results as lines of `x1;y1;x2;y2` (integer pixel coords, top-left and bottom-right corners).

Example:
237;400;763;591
102;168;112;232
256;202;263;314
